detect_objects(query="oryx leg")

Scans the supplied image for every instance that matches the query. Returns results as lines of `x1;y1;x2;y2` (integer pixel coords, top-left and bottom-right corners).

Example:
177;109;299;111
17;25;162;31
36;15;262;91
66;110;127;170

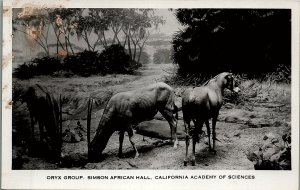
212;116;217;154
205;120;212;151
160;109;178;148
30;115;35;141
194;119;204;143
183;119;190;166
38;120;44;142
118;131;125;158
127;126;139;158
192;136;196;166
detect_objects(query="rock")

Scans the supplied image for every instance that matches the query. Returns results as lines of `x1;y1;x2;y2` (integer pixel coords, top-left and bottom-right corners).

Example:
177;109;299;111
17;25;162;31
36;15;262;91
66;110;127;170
265;132;277;140
270;151;283;163
271;138;279;144
225;116;238;123
263;147;276;160
135;120;186;140
59;153;87;168
153;112;166;121
233;131;241;137
246;132;291;170
279;159;291;170
63;129;82;143
262;142;273;150
224;103;235;109
282;133;291;144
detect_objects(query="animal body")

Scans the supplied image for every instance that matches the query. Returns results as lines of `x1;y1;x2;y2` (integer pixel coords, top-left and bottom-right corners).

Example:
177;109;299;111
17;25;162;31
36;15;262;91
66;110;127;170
89;82;179;161
22;84;61;158
182;72;240;166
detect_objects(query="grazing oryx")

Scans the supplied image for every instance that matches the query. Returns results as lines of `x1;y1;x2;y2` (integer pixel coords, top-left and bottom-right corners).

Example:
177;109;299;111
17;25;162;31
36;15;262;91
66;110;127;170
22;84;61;158
182;72;240;166
89;82;179;161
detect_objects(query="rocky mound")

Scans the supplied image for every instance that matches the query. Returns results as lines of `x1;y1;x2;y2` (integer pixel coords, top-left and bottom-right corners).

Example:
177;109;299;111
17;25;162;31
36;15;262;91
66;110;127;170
246;132;291;170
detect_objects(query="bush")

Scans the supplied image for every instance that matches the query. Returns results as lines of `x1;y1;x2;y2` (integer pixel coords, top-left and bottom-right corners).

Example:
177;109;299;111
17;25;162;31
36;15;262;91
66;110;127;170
172;9;291;80
14;45;142;79
13;62;36;79
63;50;103;76
153;48;172;64
13;56;62;79
99;44;141;74
34;57;62;75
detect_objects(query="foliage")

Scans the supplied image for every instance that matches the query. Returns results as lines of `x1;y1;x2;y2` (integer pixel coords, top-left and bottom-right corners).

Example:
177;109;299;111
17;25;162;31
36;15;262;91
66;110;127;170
13;8;164;78
33;56;63;75
172;9;291;80
13;57;62;79
153;48;172;64
13;62;37;79
75;9;110;51
63;50;102;76
13;8;165;63
99;44;142;74
47;8;80;55
13;9;51;55
14;45;143;79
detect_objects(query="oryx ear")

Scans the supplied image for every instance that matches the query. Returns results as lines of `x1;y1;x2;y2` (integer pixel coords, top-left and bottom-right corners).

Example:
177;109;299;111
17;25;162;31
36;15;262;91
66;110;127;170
225;73;233;80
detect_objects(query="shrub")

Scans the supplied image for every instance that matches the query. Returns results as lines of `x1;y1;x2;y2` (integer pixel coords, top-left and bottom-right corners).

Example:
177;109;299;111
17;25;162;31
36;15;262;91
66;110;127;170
13;56;62;79
63;50;103;76
13;62;36;79
172;9;291;80
99;44;141;74
34;57;62;75
153;48;172;64
14;45;142;79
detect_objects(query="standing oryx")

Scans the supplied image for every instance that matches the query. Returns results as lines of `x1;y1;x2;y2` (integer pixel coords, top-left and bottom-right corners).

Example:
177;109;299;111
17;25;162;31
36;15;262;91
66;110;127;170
182;72;240;166
22;84;62;159
88;82;179;161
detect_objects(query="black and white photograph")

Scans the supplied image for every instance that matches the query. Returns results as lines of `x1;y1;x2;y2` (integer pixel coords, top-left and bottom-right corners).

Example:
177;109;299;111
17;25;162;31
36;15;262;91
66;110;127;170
2;0;299;189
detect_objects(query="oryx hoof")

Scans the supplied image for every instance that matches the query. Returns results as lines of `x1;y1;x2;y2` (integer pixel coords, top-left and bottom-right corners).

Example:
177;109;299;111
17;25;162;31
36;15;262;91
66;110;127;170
134;153;139;159
184;160;188;166
192;160;196;166
118;153;125;158
173;142;178;149
209;149;217;155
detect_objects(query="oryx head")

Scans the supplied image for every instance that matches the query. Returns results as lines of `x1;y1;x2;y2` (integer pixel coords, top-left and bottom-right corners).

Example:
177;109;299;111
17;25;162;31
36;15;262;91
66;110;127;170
224;73;240;93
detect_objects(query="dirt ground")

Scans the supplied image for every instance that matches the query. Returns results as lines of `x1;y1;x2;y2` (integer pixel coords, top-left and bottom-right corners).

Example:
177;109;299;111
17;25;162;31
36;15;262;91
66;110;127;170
12;63;291;170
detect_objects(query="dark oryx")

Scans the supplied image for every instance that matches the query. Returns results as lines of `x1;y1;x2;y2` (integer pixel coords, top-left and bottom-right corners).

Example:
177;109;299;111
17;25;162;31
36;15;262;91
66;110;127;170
182;72;240;166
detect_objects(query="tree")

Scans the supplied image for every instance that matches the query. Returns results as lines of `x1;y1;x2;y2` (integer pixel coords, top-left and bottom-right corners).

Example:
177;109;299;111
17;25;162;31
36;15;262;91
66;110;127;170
74;9;110;51
13;8;51;56
47;8;80;56
172;9;291;78
122;9;165;62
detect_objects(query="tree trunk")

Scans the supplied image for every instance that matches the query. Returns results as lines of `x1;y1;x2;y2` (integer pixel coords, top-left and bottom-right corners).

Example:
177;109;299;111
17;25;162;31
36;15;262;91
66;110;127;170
56;38;59;58
65;36;69;56
127;35;132;58
84;30;91;51
138;47;143;63
133;43;137;61
66;34;75;55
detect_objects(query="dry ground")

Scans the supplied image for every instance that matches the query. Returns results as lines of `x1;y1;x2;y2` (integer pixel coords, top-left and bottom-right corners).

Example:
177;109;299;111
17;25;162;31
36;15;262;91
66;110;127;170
12;63;291;170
